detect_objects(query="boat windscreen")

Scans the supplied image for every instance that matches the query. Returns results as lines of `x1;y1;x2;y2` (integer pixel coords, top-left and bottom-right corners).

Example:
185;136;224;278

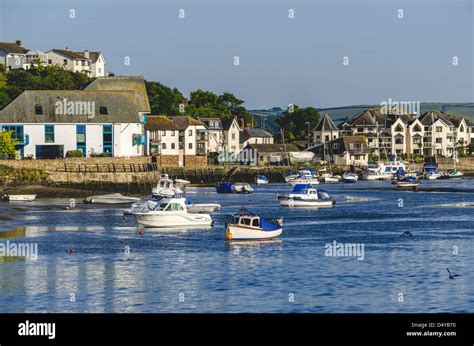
292;184;313;193
317;190;331;200
260;217;280;231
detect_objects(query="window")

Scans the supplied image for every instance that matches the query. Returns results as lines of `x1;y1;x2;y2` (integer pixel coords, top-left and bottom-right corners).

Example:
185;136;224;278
188;130;193;136
162;131;166;136
48;59;52;64
460;125;464;132
252;219;259;227
103;125;113;156
325;135;329;142
436;126;442;133
45;125;54;143
171;131;175;136
167;203;184;211
63;59;67;65
436;138;442;144
76;125;86;155
99;106;108;115
357;128;363;133
35;106;43;115
395;136;404;145
171;143;175;149
395;125;403;132
188;143;193;150
414;125;421;132
413;137;421;144
334;143;339;149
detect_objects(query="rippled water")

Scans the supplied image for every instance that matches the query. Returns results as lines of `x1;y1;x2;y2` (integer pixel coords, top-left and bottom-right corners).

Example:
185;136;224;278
1;179;474;313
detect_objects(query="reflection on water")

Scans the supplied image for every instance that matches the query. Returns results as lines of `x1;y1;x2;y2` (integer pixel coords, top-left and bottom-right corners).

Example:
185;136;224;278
0;180;473;312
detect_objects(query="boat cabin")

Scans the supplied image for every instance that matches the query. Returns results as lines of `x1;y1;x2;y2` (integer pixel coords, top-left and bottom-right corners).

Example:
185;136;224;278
233;215;260;228
153;198;187;212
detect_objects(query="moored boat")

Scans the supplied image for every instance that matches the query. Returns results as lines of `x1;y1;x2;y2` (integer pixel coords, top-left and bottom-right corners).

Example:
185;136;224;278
132;197;213;228
277;184;335;207
343;173;358;183
84;193;140;204
444;169;464;179
232;182;254;193
174;178;191;187
225;208;283;241
319;173;342;183
255;175;269;185
3;194;36;202
152;177;183;198
392;176;421;188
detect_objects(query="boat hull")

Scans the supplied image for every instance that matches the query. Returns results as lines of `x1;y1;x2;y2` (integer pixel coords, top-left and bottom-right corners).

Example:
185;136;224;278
84;193;140;204
5;194;36;201
226;224;282;240
186;203;221;213
255;179;268;185
362;173;392;181
277;196;335;207
288;179;319;186
134;213;213;228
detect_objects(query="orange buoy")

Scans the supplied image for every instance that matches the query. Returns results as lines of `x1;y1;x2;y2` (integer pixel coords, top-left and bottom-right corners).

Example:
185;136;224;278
225;231;233;241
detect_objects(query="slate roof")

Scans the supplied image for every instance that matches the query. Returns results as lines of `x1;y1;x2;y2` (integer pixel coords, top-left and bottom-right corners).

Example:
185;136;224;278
245;143;299;153
306;136;369;155
48;49;87;60
199;118;223;130
418;110;453;126
168;116;204;129
221;117;238;131
74;51;102;63
314;113;338;132
145;116;179;131
240;127;273;143
0;90;143;123
0;41;28;54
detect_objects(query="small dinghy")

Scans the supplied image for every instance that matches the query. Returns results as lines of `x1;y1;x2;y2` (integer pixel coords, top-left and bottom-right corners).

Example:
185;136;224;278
84;193;140;204
277;184;335;207
3;194;36;202
132;197;213;228
392;176;420;188
216;182;254;194
225;208;283;241
343;173;358;183
255;175;269;185
445;169;464;179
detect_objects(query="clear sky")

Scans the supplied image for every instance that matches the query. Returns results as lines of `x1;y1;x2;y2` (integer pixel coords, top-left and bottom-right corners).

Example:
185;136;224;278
1;0;472;109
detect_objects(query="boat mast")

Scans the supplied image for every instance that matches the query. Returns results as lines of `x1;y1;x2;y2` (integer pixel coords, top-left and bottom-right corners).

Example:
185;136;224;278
281;127;289;167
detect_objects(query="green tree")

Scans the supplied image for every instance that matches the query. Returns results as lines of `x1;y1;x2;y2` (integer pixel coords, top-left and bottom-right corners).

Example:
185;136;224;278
275;105;320;141
0;131;19;159
189;89;219;108
146;81;185;115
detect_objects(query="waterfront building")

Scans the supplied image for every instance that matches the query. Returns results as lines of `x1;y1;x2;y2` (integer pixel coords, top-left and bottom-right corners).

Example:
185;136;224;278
0;76;149;158
307;135;369;166
199;118;223;153
145;116;208;167
221;116;241;155
322;109;472;158
239;127;274;149
46;49;94;76
240;143;299;166
312;113;339;145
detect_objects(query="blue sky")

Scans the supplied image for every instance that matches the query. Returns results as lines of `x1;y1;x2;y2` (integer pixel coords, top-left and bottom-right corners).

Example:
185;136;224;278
1;0;472;109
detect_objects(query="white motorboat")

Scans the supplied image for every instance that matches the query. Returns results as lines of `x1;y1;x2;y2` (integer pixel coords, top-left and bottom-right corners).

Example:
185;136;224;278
125;199;220;216
232;182;254;193
84;193;140;204
319;173;341;183
445;169;464;179
362;160;407;180
174;178;191;187
288;177;320;186
277;184;335;207
3;194;36;202
255;175;269;185
424;171;442;180
225;208;283;241
186;202;221;213
343;173;358;183
133;197;213;228
152;177;183;198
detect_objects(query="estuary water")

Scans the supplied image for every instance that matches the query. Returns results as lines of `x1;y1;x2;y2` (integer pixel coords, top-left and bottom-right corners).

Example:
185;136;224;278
1;179;474;313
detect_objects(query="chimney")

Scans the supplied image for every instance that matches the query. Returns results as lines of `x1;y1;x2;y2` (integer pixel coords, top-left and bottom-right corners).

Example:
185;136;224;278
15;40;22;46
84;50;90;59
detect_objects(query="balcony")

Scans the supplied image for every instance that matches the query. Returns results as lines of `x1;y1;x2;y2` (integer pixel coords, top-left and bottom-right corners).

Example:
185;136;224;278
423;131;432;137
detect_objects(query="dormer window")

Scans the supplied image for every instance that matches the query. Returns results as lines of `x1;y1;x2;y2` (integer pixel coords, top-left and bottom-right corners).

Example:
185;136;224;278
99;106;108;115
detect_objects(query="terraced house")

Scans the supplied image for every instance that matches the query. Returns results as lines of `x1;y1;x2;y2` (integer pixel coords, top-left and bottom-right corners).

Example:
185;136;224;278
333;109;472;158
0;76;149;158
145;116;208;167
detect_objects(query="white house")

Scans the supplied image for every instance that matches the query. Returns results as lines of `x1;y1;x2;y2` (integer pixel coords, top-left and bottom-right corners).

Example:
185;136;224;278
0;76;150;158
221;117;241;155
145;116;208;167
0;40;28;70
312;113;339;145
74;50;106;77
199;118;223;153
46;48;93;76
239;127;274;149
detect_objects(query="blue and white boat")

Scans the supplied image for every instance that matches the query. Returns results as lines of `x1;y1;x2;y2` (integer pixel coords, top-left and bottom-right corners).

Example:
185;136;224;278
343;172;358;183
225;208;283;241
277;184;335;207
255;175;269;185
423;164;442;180
392;176;420;188
216;182;254;194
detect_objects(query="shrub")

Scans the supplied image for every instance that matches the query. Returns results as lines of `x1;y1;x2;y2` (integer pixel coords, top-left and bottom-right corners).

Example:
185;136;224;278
66;150;84;158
